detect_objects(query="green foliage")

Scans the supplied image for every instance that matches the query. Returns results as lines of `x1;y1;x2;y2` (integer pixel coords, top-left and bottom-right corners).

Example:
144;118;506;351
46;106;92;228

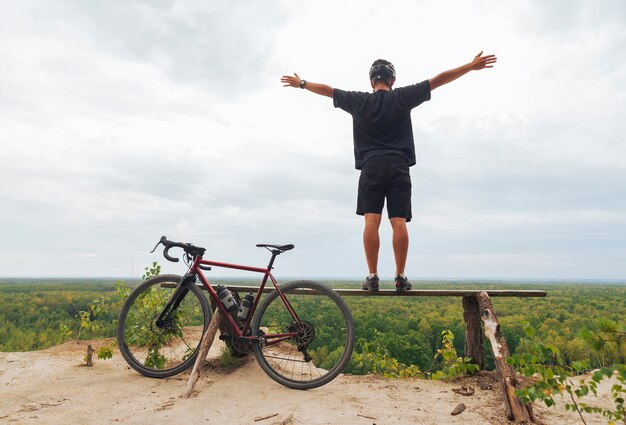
341;281;625;376
116;266;205;371
109;262;167;369
114;279;131;300
508;323;626;424
97;345;114;360
343;295;450;375
218;346;246;371
580;318;626;367
59;322;72;339
142;262;161;281
117;283;182;369
430;330;480;380
0;279;128;351
58;296;110;342
145;347;166;369
60;295;117;364
1;278;624;387
574;366;626;424
349;337;423;378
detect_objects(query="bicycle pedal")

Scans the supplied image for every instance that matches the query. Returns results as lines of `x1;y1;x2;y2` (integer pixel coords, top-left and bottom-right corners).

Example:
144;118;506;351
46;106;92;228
218;333;230;341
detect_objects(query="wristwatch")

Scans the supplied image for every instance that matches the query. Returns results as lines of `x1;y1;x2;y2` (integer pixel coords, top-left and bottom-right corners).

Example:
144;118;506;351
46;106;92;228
299;79;307;89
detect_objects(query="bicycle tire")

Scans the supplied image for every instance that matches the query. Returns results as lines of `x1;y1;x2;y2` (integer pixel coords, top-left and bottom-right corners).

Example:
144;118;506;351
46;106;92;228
117;274;211;378
252;280;355;390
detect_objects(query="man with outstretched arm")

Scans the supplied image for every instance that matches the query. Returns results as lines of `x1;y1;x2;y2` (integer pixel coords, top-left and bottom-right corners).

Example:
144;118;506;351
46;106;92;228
281;51;497;291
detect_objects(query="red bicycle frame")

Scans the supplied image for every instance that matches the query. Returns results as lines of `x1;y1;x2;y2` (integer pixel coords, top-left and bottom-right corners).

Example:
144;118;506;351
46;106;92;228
188;254;301;347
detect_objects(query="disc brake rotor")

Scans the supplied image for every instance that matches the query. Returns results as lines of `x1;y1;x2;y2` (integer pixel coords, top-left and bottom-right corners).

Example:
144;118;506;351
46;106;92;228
287;320;315;346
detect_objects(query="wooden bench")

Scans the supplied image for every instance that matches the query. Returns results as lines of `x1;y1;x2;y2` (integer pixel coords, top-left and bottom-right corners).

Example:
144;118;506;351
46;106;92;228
226;285;545;422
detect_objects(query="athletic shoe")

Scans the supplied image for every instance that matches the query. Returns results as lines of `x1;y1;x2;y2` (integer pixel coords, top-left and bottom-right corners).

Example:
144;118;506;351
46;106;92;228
362;275;379;291
395;275;412;291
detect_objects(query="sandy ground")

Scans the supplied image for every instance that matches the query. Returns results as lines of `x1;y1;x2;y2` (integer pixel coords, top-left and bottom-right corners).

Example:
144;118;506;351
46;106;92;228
0;339;618;425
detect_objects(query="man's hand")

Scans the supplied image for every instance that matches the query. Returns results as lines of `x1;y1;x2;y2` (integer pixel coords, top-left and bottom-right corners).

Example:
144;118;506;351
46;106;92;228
280;73;334;98
469;51;497;71
281;73;302;88
429;50;497;90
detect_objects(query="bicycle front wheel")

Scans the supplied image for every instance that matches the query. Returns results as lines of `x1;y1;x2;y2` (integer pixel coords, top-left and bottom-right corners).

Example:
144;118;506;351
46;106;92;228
252;281;354;390
117;274;211;378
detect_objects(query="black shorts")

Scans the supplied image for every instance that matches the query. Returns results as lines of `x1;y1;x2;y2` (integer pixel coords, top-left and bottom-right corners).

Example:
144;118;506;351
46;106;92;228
356;154;412;222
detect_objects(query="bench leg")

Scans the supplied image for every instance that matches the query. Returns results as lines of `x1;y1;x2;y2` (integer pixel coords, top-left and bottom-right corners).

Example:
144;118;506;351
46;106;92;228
477;292;534;423
462;296;484;369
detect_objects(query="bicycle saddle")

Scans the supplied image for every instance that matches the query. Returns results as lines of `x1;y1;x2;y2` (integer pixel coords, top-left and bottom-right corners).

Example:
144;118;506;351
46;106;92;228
256;244;295;252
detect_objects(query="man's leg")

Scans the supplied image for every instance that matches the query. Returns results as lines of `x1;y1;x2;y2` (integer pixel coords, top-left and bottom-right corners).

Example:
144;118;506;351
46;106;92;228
363;213;382;275
389;217;409;276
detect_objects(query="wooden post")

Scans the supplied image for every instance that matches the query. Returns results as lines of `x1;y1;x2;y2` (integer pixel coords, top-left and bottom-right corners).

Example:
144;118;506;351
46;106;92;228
462;296;484;369
85;344;94;367
184;308;222;398
477;292;534;423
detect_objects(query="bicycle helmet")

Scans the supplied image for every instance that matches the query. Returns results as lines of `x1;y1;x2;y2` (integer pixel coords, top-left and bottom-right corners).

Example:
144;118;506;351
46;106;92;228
369;60;396;81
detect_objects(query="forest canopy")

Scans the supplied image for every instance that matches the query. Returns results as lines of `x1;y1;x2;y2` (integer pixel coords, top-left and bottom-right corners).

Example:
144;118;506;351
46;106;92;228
1;278;624;374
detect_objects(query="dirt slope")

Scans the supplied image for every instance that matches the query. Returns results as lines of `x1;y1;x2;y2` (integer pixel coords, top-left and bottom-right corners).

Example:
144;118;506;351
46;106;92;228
0;340;614;424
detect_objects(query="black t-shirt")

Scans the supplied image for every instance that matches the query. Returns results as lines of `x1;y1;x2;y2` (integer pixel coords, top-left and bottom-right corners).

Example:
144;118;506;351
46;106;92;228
333;80;431;169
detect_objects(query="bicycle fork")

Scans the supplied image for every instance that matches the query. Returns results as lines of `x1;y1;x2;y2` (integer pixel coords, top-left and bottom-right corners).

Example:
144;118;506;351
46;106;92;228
155;273;195;328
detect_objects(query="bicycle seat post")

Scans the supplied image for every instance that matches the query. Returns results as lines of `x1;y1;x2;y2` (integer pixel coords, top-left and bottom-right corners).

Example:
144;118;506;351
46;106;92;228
266;249;281;270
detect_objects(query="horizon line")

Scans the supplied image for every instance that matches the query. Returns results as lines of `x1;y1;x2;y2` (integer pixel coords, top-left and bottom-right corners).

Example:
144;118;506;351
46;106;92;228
1;276;625;284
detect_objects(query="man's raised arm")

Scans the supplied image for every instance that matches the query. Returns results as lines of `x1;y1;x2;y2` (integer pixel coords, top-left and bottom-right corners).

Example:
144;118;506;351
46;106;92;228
428;51;497;91
281;73;334;98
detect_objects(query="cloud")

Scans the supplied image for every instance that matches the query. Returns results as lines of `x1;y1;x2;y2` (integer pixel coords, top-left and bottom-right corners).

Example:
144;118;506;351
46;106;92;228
20;1;289;96
1;1;625;279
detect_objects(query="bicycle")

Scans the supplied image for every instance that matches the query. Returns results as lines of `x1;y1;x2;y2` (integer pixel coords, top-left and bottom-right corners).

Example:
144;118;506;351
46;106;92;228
116;236;355;390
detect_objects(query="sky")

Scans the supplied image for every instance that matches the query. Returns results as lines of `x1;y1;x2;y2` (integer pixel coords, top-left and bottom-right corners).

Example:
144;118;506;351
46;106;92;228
1;0;625;280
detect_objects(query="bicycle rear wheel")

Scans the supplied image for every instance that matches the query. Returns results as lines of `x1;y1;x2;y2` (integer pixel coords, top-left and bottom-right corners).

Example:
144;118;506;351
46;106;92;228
117;274;211;378
252;281;354;390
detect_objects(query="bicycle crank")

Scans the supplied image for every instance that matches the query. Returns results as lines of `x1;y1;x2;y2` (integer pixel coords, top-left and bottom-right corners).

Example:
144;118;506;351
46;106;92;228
219;333;254;355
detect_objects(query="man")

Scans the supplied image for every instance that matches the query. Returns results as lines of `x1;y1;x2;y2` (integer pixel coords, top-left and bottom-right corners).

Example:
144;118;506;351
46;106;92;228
281;51;497;291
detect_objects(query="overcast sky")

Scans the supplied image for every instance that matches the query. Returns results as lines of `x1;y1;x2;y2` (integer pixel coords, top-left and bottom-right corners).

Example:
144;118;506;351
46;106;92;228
1;0;625;280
